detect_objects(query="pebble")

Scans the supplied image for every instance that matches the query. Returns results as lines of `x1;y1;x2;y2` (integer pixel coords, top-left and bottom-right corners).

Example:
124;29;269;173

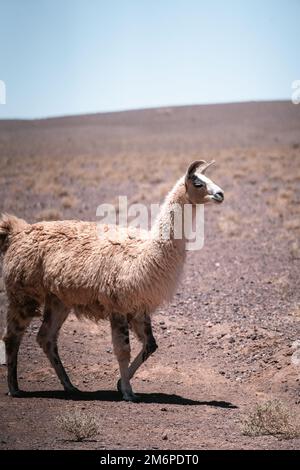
291;350;300;366
0;340;6;365
292;340;300;350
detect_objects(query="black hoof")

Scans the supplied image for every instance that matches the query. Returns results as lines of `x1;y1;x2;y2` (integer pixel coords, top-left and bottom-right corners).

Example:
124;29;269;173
124;393;140;403
117;379;139;402
7;389;23;398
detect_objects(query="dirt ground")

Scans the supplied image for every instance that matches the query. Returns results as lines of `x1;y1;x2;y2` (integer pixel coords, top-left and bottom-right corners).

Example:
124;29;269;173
0;101;300;449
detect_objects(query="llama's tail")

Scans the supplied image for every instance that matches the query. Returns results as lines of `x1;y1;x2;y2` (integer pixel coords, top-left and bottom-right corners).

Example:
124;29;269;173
0;213;28;254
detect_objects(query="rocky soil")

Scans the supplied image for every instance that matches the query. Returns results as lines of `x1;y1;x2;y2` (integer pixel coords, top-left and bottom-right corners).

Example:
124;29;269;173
0;101;299;449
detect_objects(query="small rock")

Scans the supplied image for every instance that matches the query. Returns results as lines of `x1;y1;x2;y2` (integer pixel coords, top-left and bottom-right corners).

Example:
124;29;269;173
291;350;300;366
0;340;6;365
292;340;300;350
162;433;168;440
217;333;226;340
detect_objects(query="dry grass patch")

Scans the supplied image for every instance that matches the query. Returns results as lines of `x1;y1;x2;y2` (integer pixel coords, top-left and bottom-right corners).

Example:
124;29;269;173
289;304;300;317
242;400;300;439
290;240;300;259
56;411;99;442
284;219;300;231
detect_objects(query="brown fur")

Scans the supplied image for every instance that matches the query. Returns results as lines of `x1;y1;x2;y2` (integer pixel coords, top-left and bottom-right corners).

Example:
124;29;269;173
0;161;224;400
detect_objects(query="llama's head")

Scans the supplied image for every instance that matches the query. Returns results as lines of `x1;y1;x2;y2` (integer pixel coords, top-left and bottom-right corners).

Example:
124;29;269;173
185;160;224;205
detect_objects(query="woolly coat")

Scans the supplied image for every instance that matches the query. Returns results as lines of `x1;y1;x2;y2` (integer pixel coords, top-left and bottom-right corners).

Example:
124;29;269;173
0;178;189;319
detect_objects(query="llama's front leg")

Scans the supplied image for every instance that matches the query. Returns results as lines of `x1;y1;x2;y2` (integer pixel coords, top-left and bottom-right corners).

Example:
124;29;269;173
110;312;137;402
128;312;158;380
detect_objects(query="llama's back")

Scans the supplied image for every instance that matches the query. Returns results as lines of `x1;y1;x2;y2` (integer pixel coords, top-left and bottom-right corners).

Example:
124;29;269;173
1;215;183;315
1;216;151;310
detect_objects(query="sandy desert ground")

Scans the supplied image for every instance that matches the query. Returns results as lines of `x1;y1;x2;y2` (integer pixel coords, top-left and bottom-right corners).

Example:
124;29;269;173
0;101;300;449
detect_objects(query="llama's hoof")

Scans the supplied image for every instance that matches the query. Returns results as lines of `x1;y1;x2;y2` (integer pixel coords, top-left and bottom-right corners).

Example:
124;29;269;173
7;389;23;398
117;379;139;402
123;392;140;403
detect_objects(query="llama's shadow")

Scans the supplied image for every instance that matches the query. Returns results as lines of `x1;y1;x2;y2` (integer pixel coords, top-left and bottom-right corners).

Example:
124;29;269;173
13;389;238;408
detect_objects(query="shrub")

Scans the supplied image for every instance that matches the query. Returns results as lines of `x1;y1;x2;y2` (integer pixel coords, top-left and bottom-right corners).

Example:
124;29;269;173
242;399;300;439
57;411;99;442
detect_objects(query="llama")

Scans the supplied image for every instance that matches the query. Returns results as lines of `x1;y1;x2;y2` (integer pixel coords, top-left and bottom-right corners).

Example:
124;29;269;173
0;160;224;401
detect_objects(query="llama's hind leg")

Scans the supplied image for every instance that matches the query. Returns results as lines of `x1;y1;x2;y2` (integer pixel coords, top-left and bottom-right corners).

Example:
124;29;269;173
127;312;157;380
3;298;39;397
37;295;78;394
110;312;137;402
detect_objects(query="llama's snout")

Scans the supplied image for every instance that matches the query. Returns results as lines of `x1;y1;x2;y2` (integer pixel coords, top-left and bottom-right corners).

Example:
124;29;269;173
212;191;224;203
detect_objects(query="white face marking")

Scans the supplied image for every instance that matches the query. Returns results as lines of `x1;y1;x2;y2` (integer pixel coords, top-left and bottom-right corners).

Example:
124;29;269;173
194;173;223;196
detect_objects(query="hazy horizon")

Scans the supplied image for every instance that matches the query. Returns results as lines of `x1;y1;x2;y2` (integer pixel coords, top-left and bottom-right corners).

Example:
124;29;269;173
0;98;292;121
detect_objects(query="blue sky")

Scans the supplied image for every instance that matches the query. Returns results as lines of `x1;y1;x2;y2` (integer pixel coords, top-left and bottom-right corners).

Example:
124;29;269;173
0;0;299;118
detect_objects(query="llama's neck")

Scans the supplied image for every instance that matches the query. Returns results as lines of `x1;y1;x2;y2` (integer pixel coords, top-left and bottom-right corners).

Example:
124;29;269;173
151;176;193;252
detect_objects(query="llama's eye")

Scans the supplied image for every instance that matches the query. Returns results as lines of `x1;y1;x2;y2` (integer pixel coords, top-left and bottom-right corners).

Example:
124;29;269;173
192;176;204;188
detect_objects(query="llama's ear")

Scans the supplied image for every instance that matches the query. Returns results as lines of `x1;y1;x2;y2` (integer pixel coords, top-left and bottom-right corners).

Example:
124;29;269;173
186;160;206;180
200;160;215;174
